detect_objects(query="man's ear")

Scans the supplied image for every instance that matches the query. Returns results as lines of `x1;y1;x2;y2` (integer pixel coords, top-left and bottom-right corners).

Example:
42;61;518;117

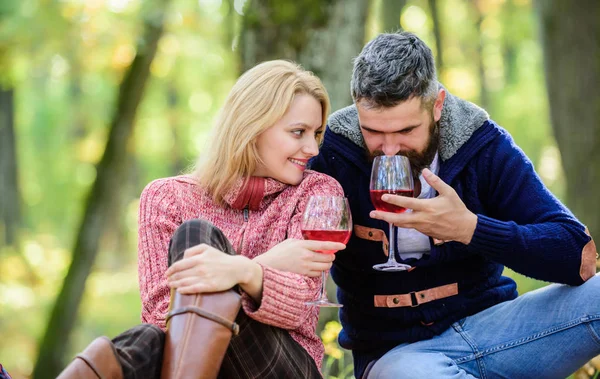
433;89;446;122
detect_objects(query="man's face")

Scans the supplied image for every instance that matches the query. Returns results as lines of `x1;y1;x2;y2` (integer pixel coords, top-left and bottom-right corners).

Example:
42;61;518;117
357;90;445;175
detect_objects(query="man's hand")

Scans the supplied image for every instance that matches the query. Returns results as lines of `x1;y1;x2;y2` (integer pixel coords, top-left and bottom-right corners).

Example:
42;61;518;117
254;239;345;277
369;169;478;245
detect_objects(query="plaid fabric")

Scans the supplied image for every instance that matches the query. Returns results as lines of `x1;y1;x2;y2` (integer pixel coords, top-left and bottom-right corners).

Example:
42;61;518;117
167;218;237;266
113;219;321;379
220;310;322;379
113;324;164;379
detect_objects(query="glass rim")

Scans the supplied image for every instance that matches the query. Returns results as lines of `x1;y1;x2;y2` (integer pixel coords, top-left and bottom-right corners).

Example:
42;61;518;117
372;155;411;162
307;195;348;199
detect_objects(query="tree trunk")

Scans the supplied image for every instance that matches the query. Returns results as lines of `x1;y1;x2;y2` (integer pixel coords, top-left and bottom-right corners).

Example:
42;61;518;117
0;86;20;247
536;0;600;244
240;0;328;72
380;0;406;33
32;1;172;377
428;0;443;73
239;0;371;111
298;0;372;111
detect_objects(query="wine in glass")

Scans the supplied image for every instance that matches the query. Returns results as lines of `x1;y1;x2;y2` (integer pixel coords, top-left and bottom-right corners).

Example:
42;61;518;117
301;195;352;307
370;155;414;271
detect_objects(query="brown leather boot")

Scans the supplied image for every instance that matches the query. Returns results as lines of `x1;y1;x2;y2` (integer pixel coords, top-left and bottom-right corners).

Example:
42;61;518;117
57;336;123;379
160;289;242;379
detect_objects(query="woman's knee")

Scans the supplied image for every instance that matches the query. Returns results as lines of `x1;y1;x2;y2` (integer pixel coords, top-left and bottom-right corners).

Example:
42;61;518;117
168;219;234;265
171;219;220;244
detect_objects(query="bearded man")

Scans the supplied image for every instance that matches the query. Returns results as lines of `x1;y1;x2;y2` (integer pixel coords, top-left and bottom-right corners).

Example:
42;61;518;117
310;31;599;379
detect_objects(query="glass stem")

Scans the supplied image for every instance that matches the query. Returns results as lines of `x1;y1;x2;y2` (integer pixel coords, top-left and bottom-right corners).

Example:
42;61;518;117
319;271;328;300
387;222;398;264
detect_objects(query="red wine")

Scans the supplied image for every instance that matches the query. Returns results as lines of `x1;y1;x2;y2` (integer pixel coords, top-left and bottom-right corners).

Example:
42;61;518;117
301;229;351;254
370;189;414;213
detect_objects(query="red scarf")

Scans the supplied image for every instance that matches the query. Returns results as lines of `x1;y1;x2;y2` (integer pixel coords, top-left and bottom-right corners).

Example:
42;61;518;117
231;177;266;211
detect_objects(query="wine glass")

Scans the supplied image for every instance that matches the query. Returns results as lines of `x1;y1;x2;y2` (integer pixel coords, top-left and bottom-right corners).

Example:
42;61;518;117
301;195;352;307
370;155;414;271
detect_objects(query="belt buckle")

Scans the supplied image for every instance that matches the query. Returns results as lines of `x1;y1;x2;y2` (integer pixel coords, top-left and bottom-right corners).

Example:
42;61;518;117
409;291;419;307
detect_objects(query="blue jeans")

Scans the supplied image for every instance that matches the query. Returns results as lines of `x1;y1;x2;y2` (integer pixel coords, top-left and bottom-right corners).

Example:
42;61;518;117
365;274;600;379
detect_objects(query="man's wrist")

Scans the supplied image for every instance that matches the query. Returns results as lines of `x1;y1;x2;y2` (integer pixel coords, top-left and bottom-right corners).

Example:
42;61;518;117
461;212;478;245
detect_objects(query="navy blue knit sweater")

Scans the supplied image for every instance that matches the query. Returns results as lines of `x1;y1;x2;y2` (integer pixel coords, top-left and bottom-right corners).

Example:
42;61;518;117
310;97;592;378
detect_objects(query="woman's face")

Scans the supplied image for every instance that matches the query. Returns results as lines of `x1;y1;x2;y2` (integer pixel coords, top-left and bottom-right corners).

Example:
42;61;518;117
253;93;323;185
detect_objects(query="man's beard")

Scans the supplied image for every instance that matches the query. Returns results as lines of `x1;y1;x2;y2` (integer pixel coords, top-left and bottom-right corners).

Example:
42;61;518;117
367;118;440;178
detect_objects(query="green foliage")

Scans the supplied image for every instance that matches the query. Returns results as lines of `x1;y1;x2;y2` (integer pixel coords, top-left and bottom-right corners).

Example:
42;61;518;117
0;0;590;377
321;321;355;379
242;0;336;60
244;0;334;28
395;0;565;197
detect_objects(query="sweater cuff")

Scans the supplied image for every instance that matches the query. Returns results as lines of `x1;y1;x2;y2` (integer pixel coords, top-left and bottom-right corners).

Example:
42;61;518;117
241;264;315;328
468;214;515;258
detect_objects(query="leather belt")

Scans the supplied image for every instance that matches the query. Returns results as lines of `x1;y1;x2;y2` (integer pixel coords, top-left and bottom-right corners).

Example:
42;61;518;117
374;283;458;308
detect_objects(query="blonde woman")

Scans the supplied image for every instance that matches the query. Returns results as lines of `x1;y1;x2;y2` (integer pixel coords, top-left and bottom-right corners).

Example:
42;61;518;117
58;60;346;379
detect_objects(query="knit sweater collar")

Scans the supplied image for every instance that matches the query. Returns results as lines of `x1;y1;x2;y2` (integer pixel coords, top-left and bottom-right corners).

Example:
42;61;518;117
327;84;489;161
223;176;288;211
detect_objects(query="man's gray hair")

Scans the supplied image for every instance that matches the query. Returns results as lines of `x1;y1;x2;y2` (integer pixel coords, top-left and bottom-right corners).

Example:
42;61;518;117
351;31;438;109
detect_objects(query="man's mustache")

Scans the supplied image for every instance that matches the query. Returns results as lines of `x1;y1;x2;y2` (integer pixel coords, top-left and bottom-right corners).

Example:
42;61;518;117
368;150;410;160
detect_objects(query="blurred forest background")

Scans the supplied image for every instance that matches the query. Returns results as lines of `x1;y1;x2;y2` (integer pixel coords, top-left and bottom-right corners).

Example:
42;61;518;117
0;0;598;378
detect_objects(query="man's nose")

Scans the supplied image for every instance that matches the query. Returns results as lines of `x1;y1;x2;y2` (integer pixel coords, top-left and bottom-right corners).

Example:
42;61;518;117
381;137;401;156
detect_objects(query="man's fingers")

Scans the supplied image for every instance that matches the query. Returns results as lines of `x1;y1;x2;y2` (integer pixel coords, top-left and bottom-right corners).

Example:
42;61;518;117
380;193;424;211
422;168;453;196
370;210;414;228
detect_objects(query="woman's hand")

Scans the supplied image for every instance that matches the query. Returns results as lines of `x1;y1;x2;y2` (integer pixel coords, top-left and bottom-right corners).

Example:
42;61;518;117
166;244;260;295
253;239;345;277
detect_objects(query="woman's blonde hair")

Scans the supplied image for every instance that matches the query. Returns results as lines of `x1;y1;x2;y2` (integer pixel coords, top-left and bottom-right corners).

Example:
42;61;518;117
196;60;330;205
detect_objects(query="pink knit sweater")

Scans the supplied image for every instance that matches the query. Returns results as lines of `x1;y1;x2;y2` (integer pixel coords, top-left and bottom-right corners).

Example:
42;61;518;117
137;170;344;368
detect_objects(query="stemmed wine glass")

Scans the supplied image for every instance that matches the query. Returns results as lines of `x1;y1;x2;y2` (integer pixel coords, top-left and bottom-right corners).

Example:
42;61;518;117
301;195;352;307
370;155;414;271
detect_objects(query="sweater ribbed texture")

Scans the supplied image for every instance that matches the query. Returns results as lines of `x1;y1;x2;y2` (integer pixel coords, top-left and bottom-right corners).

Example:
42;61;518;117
137;171;344;368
